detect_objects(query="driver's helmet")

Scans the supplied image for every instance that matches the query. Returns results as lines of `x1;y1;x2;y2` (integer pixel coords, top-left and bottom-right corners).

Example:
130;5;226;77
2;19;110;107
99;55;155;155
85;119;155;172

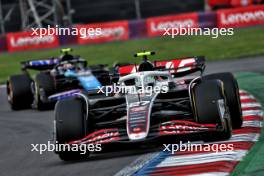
60;53;74;61
60;48;75;61
138;61;155;71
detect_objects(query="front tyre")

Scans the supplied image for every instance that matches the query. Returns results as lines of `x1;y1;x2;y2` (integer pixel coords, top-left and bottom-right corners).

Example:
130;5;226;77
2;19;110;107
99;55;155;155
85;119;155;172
192;80;232;141
204;72;242;129
55;97;89;161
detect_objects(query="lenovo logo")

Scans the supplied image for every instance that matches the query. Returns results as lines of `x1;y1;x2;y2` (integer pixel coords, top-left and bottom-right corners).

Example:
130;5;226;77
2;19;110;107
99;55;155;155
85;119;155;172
6;31;59;52
10;35;55;47
217;5;264;28
146;13;199;37
77;21;129;44
150;19;194;32
85;26;125;39
221;10;264;25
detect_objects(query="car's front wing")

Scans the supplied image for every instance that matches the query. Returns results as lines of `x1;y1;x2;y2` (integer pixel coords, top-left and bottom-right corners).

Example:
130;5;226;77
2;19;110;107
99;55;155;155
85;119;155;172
68;120;219;145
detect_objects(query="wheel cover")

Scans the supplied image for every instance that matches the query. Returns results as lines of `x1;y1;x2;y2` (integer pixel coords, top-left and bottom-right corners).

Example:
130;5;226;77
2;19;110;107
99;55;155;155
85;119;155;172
7;83;13;103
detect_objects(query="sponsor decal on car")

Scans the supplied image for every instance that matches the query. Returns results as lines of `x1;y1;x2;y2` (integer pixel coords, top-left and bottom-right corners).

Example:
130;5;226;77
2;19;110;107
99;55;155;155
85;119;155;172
146;12;199;37
28;59;60;66
127;104;150;140
159;120;217;135
217;5;264;28
69;128;121;145
156;58;196;73
6;31;59;52
87;131;120;144
76;20;129;44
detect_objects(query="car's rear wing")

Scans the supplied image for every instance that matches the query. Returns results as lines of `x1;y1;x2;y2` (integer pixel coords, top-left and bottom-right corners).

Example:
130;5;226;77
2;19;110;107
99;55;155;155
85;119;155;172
117;56;205;76
21;58;60;71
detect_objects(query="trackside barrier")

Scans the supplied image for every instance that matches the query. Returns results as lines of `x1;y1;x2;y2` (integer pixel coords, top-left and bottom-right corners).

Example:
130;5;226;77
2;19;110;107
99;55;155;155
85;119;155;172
145;12;199;37
6;31;59;52
217;5;264;28
1;5;264;53
75;20;129;44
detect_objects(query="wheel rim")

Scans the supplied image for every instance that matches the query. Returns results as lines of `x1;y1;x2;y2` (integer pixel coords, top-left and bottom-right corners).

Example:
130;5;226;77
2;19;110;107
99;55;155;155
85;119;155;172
236;85;242;120
7;83;13;103
34;83;41;108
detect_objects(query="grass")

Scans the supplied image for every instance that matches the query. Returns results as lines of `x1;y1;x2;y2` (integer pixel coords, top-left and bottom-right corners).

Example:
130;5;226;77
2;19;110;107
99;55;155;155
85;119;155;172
231;72;264;176
0;26;264;83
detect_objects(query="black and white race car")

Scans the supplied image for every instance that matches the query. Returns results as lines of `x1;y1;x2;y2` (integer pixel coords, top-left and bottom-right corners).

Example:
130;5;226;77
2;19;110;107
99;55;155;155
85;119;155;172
53;51;243;160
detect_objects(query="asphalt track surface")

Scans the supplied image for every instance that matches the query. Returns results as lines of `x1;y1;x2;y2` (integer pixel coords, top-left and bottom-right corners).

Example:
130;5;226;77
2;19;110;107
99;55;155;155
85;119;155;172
0;56;264;176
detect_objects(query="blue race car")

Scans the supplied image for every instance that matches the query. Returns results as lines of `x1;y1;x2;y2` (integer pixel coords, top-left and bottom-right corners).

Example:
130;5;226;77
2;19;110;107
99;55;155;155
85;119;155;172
6;48;111;110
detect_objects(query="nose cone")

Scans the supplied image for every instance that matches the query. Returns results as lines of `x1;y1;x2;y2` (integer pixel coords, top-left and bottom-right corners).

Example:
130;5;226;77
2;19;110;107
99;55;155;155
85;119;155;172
126;104;150;141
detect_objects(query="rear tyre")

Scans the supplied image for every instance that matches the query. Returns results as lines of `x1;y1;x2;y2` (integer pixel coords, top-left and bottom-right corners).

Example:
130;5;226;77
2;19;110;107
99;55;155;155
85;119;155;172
55;97;89;161
7;74;33;110
192;80;232;141
204;72;242;129
34;72;55;110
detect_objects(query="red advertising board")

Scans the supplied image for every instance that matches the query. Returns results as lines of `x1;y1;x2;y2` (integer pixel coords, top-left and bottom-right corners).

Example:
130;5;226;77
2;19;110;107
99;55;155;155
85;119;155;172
208;0;255;8
76;20;129;44
6;31;59;52
217;5;264;28
146;13;199;37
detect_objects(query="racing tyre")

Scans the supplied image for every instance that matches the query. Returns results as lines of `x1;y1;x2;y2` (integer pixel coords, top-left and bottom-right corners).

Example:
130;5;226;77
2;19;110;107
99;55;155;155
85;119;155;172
55;97;89;161
204;72;242;129
192;80;232;141
34;72;55;110
7;74;33;110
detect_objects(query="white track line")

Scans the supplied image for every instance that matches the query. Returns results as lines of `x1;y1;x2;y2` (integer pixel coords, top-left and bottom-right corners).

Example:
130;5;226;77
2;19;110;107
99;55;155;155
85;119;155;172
240;95;255;100
239;90;248;94
192;172;229;176
156;150;247;168
242;120;262;127
241;102;262;108
243;110;263;116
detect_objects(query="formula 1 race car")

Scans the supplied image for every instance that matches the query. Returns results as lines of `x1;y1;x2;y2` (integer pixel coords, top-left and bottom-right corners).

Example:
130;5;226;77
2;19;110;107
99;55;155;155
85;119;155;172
54;51;243;161
6;48;111;110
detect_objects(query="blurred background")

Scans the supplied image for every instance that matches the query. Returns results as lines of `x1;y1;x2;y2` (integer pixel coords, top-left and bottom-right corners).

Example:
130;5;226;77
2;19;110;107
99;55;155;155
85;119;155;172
0;0;204;32
0;0;263;33
0;0;263;83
